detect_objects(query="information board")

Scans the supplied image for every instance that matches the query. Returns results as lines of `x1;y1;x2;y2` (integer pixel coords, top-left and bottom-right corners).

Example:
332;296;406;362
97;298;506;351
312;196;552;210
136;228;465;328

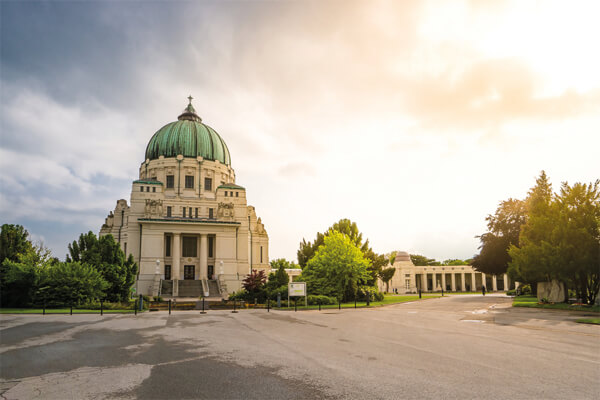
288;282;306;297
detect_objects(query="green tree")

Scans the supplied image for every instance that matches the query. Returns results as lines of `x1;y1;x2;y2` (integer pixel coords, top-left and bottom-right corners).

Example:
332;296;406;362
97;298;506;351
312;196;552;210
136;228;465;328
1;243;55;307
0;224;34;263
442;259;468;266
410;254;438;266
297;219;370;268
0;224;36;306
38;262;108;306
299;231;371;301
552;181;600;304
472;198;527;275
67;232;137;301
508;172;555;286
379;267;396;293
270;258;299;270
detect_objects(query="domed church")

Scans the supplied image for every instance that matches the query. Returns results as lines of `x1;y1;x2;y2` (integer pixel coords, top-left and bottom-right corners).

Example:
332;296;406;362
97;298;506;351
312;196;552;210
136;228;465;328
100;97;269;298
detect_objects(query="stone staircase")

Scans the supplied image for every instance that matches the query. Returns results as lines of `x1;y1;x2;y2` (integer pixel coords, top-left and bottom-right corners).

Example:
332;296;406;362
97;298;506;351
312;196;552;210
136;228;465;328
161;280;173;296
208;280;220;297
159;280;222;298
178;280;203;297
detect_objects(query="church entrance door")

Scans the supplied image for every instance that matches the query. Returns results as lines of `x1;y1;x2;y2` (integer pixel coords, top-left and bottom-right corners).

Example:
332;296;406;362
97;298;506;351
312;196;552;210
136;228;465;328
184;265;195;280
208;265;214;280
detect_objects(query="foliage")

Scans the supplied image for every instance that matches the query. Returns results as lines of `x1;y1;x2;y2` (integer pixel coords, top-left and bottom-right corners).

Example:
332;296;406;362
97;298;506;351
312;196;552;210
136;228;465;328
379;267;396;292
0;224;36;306
242;269;267;293
410;254;438;266
298;231;371;301
306;295;337;305
472;197;529;276
442;259;468;266
67;232;137;302
513;295;600;313
508;174;600;304
1;243;56;307
297;219;371;268
36;262;108;306
270;258;299;269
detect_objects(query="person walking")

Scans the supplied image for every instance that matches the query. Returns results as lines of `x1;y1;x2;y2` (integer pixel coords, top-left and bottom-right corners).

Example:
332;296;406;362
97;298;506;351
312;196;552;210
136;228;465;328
482;285;486;296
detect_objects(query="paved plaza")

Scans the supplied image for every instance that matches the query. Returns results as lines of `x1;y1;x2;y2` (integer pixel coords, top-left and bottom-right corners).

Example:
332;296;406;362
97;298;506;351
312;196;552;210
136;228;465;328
1;295;599;399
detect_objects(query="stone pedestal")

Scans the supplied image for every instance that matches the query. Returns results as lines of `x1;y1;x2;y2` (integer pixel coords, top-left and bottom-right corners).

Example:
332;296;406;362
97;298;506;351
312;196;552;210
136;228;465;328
537;280;567;303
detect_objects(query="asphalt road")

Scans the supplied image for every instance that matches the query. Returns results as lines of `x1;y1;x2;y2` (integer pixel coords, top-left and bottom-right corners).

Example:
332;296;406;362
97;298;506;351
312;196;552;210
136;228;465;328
1;295;598;399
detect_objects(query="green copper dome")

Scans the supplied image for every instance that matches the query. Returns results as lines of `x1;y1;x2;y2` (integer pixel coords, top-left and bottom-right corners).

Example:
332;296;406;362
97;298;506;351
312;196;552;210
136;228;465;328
145;97;231;165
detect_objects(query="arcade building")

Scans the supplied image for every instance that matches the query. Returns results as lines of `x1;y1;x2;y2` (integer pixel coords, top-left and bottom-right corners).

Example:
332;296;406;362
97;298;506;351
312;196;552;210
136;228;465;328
100;97;269;298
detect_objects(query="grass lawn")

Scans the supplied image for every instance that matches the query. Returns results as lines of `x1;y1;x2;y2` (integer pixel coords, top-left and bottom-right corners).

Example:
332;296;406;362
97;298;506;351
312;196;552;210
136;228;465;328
513;296;600;313
276;294;441;311
576;318;600;325
0;308;139;314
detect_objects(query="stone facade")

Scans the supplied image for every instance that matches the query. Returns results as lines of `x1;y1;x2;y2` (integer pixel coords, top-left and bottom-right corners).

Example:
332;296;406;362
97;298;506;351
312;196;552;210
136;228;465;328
100;99;269;297
378;251;512;293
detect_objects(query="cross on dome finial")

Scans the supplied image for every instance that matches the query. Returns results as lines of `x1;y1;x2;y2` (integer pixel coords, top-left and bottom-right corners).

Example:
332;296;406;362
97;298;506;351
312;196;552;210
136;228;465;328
178;95;202;122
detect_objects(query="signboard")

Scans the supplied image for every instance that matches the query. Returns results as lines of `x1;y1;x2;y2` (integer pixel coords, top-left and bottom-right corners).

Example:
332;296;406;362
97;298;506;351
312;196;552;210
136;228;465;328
288;282;306;297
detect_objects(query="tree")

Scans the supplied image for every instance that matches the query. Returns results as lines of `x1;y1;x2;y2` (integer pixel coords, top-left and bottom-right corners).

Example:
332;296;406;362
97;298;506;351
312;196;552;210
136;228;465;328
379;267;396;293
410;254;437;266
270;258;299;270
1;224;36;306
442;259;468;266
67;232;137;301
38;262;108;306
1;243;54;307
552;181;600;304
472;198;527;275
242;269;267;293
0;224;34;264
297;219;370;268
508;172;555;286
299;231;371;301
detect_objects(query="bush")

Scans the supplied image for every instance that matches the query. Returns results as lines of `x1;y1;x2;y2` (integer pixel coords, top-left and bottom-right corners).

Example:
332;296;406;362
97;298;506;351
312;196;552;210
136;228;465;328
153;296;164;302
519;284;532;295
76;301;135;310
356;287;384;302
307;295;337;305
506;290;516;296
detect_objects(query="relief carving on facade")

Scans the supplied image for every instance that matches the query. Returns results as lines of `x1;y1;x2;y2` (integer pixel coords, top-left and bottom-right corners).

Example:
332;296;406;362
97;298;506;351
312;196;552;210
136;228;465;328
255;217;266;234
217;202;235;220
144;199;164;218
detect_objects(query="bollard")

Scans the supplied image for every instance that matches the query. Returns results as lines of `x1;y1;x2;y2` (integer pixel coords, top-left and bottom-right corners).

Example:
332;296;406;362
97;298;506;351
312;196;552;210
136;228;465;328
200;298;206;314
134;300;137;316
442;288;444;297
319;302;321;311
419;289;422;299
232;299;238;313
100;300;103;316
294;298;297;312
70;304;73;315
366;293;370;307
355;299;357;309
43;301;46;315
168;299;172;315
338;299;341;310
267;299;270;312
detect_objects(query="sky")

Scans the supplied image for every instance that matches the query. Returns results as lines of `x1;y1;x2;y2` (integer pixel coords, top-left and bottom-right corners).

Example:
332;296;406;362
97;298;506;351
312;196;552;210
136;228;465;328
1;0;599;262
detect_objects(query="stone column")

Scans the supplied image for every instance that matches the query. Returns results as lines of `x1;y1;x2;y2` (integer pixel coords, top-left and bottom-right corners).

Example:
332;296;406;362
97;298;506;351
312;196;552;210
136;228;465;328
482;272;487;289
431;272;436;291
172;233;181;280
200;234;208;280
441;273;446;292
492;275;498;291
471;273;476;292
461;272;466;291
421;273;428;292
503;274;509;291
451;273;456;292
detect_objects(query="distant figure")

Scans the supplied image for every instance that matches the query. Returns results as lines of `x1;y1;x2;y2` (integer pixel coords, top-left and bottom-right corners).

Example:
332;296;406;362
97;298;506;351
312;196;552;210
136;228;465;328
482;286;486;296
